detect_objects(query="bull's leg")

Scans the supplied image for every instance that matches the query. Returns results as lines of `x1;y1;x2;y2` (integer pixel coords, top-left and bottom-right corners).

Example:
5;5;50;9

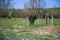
32;21;34;25
29;20;34;26
30;21;32;25
30;22;32;25
30;21;34;25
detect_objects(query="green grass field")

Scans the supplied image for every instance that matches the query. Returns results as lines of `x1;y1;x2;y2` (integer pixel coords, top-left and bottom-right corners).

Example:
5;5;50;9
0;18;60;27
0;18;60;40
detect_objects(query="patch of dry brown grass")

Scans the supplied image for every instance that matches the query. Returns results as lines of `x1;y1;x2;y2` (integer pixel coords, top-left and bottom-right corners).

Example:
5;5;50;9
32;26;60;35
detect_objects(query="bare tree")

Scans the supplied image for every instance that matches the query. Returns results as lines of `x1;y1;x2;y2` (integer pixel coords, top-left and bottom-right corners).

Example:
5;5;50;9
24;0;45;16
0;0;12;17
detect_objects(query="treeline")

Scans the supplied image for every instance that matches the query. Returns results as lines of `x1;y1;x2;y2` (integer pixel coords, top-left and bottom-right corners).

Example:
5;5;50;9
0;0;60;18
0;8;60;18
45;8;60;18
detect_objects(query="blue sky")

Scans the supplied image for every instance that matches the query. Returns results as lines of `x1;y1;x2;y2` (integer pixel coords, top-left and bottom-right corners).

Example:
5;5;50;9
45;0;60;8
13;0;60;9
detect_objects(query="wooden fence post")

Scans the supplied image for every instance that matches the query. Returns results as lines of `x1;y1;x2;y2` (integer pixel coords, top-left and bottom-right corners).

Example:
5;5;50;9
51;15;54;26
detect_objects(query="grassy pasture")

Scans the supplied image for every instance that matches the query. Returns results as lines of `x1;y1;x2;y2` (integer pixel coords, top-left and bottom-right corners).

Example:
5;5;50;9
0;18;60;40
0;18;60;27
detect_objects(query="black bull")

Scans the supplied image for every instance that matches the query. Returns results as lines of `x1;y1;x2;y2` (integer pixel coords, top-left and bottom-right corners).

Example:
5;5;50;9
29;15;38;25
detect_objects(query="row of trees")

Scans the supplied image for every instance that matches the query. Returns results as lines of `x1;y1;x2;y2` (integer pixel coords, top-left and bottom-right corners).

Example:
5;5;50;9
0;0;60;18
24;0;45;17
24;0;60;19
0;0;45;18
0;0;13;18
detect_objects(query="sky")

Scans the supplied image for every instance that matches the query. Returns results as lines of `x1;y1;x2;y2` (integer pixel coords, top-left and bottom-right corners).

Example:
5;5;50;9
13;0;60;9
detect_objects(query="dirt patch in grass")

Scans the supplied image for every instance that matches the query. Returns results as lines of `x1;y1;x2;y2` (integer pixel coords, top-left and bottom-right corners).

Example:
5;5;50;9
32;26;60;35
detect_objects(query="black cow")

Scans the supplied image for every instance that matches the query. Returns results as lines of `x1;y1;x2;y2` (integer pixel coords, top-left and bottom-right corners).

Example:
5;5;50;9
29;15;37;25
